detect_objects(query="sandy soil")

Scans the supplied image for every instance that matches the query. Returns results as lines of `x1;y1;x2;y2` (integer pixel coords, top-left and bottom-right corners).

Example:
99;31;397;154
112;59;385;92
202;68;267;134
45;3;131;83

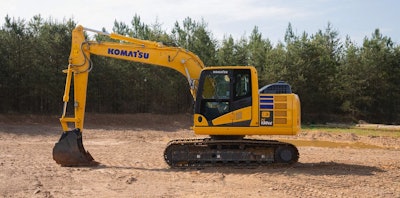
0;114;399;198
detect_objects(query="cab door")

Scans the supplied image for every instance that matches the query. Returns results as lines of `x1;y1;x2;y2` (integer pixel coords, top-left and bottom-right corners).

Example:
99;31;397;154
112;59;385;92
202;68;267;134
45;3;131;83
230;69;252;126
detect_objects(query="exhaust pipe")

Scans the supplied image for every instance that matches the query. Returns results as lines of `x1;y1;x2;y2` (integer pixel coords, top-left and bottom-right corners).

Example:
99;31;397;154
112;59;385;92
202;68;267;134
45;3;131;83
53;129;99;166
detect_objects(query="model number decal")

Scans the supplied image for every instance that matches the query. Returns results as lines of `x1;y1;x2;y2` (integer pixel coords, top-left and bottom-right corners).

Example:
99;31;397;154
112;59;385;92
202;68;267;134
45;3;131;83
212;70;228;74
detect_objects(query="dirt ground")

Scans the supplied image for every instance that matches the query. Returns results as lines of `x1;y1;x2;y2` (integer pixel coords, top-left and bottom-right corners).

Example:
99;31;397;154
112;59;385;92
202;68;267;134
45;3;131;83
0;114;399;198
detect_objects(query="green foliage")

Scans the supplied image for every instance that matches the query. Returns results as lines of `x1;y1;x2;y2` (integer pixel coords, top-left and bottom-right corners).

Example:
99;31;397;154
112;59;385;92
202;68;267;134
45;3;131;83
0;15;399;124
171;17;217;65
248;26;273;85
0;15;74;113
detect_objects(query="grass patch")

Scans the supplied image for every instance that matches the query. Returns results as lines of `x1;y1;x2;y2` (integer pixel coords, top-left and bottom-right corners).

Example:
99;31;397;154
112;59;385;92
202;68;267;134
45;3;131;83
302;124;400;138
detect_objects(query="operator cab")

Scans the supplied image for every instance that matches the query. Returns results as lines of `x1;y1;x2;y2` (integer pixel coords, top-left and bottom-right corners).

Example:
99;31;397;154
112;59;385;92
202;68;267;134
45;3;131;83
195;68;252;126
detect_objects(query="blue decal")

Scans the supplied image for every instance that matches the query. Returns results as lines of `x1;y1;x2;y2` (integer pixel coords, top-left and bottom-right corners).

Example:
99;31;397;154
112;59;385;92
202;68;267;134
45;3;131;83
260;100;273;103
260;104;274;109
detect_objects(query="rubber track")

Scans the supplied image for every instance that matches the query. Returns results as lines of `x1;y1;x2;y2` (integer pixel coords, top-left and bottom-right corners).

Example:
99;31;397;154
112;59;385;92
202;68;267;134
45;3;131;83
164;138;299;168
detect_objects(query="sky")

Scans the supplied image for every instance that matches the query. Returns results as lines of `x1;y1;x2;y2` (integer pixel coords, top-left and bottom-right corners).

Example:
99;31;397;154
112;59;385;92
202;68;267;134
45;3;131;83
1;0;399;45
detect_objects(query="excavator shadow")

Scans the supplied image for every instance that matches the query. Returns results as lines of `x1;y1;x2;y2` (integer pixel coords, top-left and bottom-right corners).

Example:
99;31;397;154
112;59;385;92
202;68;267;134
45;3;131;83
185;162;385;176
88;164;175;173
286;162;386;176
84;161;385;176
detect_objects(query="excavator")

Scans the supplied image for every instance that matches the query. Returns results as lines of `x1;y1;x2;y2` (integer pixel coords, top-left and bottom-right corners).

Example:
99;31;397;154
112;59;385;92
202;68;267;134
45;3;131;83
53;25;301;167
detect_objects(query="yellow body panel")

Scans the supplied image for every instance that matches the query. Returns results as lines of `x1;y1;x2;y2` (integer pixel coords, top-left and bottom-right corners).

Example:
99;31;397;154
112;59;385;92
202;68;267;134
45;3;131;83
193;126;296;136
215;106;252;125
193;93;301;136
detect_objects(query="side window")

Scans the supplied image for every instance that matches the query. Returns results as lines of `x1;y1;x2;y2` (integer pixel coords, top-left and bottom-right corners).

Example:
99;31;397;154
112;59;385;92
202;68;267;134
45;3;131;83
234;71;251;100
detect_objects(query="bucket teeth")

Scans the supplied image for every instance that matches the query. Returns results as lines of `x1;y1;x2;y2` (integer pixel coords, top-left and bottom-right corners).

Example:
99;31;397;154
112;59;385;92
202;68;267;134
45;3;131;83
53;129;99;166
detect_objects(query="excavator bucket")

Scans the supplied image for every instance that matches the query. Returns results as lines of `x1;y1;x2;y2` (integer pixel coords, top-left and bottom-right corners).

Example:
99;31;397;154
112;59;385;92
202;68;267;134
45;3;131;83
52;129;99;166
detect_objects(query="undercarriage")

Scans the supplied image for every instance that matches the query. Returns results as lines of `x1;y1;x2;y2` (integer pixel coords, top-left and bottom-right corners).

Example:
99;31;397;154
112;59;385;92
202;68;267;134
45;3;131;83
164;136;299;168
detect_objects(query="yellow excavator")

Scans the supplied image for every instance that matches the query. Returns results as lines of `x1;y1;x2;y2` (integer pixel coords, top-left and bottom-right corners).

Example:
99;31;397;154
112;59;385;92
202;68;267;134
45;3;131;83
53;25;301;167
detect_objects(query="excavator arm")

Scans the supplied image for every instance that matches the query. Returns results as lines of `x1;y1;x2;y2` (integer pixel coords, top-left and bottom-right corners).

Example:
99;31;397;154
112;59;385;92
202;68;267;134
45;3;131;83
53;25;204;166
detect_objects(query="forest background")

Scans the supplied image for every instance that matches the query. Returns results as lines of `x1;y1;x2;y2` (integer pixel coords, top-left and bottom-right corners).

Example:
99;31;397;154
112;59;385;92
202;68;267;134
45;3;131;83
1;15;399;124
